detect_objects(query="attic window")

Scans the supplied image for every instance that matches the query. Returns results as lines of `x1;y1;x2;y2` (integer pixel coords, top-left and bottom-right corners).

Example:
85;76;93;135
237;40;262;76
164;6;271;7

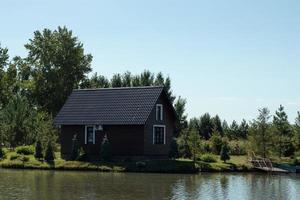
156;104;163;121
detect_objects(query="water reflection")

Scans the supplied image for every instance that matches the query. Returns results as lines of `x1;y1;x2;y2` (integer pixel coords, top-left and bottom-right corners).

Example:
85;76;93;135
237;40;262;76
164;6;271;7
0;170;299;200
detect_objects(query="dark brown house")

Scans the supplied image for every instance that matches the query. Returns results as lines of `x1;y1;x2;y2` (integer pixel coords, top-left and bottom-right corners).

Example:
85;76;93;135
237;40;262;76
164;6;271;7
54;86;177;159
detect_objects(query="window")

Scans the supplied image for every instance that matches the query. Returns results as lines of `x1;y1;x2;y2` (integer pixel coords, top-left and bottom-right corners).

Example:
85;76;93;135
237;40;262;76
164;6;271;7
153;125;166;145
85;126;95;144
156;104;163;121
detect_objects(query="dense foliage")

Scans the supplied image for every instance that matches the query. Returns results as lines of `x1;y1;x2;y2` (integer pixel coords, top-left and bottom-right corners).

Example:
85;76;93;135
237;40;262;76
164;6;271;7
175;105;300;161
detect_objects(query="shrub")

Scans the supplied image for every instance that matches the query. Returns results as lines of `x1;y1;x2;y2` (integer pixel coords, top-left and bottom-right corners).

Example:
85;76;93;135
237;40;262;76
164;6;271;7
220;144;230;163
200;154;217;163
20;156;30;162
210;134;223;154
0;147;6;160
229;140;247;155
202;141;211;153
44;141;55;162
100;135;112;161
10;153;21;160
16;146;34;155
34;140;44;160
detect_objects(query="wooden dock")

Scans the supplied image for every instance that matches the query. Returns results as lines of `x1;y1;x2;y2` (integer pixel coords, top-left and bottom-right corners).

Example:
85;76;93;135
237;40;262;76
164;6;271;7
248;152;290;173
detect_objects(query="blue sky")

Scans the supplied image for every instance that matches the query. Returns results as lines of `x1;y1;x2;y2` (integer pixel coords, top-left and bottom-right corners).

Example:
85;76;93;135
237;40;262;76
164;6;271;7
1;0;300;123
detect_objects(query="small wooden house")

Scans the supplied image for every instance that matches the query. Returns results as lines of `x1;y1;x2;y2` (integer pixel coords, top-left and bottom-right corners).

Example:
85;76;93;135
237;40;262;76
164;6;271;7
54;86;177;159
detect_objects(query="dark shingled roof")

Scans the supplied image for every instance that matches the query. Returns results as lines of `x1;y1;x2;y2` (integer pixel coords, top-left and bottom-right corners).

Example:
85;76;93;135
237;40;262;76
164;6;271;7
54;86;166;125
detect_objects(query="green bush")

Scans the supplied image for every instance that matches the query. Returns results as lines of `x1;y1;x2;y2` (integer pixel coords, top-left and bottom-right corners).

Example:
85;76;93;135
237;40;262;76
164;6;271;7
202;141;211;153
45;141;55;162
10;153;21;160
20;156;30;162
210;134;223;154
220;144;230;163
229;140;247;155
200;154;217;163
0;148;6;159
34;140;44;160
16;146;34;155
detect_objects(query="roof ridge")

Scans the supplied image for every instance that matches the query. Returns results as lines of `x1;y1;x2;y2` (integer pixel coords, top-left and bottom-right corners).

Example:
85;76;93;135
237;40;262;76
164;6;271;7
75;86;164;91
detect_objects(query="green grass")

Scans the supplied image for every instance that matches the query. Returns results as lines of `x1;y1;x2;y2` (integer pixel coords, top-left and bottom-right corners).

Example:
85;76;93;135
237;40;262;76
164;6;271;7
0;151;196;173
196;155;252;172
2;150;297;173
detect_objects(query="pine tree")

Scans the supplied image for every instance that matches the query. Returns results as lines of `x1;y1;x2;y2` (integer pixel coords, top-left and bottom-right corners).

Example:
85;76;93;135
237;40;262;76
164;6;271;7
34;140;43;160
71;134;80;160
188;129;201;163
220;144;230;163
249;108;271;158
44;141;55;162
212;115;223;136
100;135;112;161
273;105;293;157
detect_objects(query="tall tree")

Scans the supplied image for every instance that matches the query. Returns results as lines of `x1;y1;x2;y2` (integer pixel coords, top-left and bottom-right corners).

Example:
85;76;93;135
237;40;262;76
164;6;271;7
140;70;154;86
187;129;201;163
0;44;9;108
174;96;188;135
0;94;32;148
110;73;122;87
131;75;141;87
177;128;192;158
222;120;230;136
154;72;165;86
212;115;223;136
238;119;249;139
199;113;213;140
121;71;132;87
80;73;109;89
25;26;92;115
249;108;271;158
273;105;293;157
228;120;239;140
294;112;300;151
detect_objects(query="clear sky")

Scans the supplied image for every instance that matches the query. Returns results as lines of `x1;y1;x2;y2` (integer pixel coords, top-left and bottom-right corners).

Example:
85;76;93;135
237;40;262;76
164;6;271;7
1;0;300;123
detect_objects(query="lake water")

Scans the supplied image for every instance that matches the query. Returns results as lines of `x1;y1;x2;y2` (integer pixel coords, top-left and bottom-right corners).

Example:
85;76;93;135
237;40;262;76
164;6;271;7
0;169;299;200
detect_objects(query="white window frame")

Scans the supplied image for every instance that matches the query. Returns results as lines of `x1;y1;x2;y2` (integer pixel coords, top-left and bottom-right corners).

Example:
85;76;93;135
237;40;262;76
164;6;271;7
153;125;166;145
85;125;96;145
156;104;163;121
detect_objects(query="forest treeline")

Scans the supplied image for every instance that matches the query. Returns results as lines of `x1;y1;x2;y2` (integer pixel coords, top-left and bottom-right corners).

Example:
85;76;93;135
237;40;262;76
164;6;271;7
1;26;300;161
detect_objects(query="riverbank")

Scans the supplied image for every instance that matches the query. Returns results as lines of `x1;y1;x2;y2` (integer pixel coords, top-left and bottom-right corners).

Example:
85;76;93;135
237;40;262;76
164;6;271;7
1;151;298;173
0;151;253;173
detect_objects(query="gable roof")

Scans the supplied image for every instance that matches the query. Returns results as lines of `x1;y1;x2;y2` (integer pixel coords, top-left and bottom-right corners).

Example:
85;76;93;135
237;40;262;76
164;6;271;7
54;86;172;125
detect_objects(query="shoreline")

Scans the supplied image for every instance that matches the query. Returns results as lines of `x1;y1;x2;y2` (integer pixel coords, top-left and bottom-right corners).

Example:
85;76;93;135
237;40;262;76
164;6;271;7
0;159;262;174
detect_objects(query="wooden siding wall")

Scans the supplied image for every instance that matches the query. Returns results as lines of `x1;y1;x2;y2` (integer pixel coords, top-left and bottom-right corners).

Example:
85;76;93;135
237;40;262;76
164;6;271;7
60;125;144;158
143;93;176;158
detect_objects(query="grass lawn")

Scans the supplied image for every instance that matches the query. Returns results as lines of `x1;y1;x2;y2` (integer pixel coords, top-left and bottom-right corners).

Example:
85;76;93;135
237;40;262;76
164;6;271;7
0;151;196;173
196;155;252;172
2;149;297;173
